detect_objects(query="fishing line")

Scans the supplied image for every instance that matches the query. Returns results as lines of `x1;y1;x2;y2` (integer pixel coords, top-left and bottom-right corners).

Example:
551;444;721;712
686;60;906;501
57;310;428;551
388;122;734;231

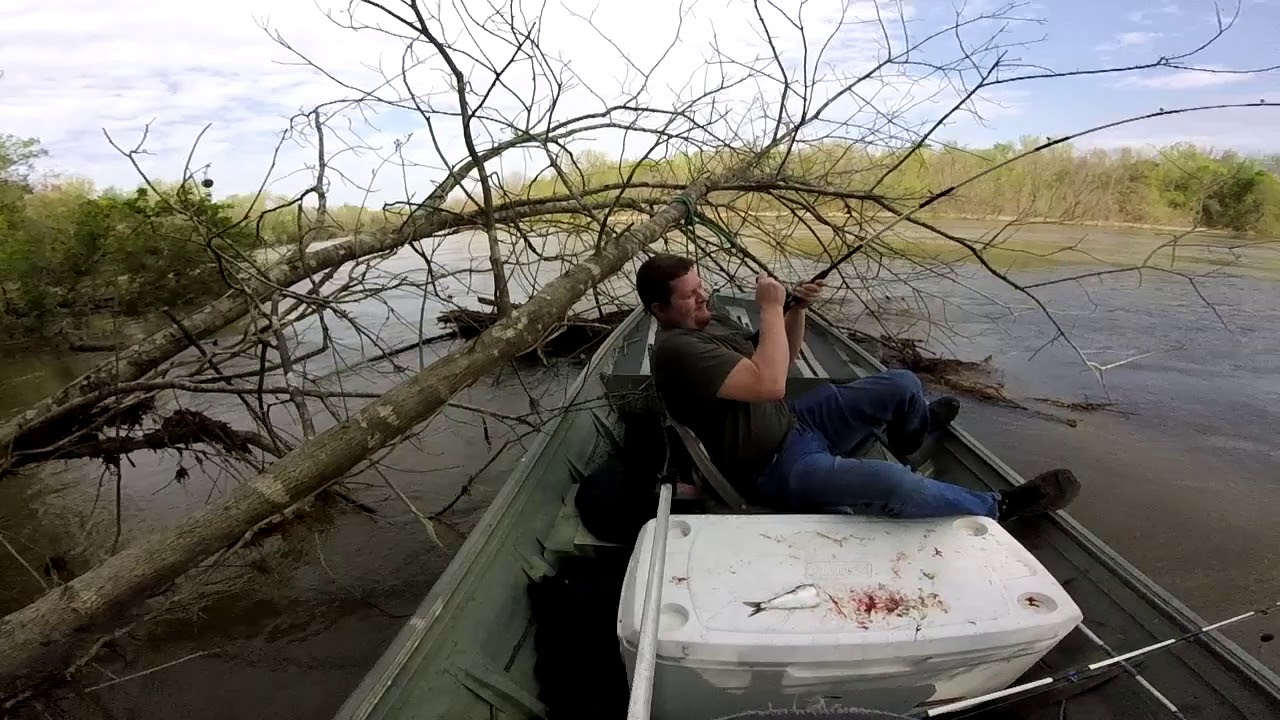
912;599;1280;718
676;195;873;313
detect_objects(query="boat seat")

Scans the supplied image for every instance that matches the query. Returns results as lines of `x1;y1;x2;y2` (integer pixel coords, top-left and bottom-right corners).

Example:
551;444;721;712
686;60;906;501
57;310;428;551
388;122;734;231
663;411;769;513
645;345;763;512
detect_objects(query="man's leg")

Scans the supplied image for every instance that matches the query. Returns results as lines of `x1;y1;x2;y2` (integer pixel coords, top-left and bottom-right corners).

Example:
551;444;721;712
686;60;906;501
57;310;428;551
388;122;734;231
761;446;1000;519
789;369;948;457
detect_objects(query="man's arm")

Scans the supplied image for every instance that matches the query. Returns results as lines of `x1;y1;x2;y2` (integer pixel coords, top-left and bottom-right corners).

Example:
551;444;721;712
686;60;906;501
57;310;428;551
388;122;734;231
654;320;787;404
717;276;790;402
719;303;788;401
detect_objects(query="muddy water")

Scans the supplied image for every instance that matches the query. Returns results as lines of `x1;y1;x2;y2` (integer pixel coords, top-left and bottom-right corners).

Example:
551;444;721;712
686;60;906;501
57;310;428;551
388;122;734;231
0;235;591;719
842;262;1280;671
0;225;1277;718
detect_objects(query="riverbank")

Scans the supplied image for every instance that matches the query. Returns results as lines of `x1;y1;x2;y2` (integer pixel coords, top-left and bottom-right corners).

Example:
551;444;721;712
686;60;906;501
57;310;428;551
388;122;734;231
5;216;1275;349
778;217;1280;279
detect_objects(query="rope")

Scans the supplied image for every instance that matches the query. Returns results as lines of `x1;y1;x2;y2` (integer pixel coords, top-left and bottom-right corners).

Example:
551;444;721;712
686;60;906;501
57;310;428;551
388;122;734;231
674;195;737;246
673;194;772;296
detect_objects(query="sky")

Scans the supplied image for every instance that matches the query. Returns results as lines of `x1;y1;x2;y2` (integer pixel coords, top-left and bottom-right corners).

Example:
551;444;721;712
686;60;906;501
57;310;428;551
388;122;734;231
2;0;1278;206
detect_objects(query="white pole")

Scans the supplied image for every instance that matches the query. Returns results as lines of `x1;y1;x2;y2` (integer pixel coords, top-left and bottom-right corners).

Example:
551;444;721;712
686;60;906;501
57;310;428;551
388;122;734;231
626;482;674;720
923;601;1280;717
1076;623;1183;717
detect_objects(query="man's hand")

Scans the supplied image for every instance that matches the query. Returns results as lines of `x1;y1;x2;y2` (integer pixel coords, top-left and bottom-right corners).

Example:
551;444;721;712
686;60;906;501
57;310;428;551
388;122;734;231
755;273;786;309
790;279;825;308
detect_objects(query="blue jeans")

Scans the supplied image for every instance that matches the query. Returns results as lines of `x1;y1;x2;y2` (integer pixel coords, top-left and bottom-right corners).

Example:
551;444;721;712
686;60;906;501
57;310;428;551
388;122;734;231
756;369;999;519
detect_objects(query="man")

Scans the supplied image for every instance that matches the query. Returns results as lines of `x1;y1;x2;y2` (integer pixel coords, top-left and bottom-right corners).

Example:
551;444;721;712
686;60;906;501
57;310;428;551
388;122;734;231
637;252;1080;522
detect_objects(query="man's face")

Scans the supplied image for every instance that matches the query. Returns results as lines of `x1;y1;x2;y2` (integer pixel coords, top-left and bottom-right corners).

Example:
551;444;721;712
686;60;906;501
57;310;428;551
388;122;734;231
654;269;711;330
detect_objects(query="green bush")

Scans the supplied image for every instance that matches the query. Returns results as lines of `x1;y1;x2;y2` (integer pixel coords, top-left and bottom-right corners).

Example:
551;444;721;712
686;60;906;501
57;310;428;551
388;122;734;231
0;138;262;333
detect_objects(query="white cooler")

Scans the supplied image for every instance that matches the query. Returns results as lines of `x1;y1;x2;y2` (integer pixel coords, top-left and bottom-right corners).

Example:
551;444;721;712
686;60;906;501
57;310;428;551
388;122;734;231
617;513;1082;718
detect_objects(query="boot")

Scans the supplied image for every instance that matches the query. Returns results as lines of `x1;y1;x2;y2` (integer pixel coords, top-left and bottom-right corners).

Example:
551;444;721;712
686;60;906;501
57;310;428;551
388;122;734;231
997;469;1081;522
927;396;960;433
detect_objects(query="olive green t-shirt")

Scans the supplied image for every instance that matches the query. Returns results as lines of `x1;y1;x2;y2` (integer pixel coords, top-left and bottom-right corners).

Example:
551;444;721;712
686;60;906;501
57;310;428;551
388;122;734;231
651;311;794;483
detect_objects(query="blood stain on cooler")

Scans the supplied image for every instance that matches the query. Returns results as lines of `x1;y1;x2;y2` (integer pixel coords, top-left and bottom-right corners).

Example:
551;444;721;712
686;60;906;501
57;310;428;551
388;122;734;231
841;583;949;628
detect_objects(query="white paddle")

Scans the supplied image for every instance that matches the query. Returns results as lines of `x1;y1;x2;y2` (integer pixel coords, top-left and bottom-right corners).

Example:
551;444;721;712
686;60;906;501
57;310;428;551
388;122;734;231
626;482;675;720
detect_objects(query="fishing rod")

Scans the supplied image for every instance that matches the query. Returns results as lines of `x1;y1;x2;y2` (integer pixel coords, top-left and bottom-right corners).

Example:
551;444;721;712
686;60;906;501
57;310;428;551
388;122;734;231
732;235;871;346
689;99;1280;326
911;599;1280;718
781;236;869;313
673;196;872;324
1076;622;1185;718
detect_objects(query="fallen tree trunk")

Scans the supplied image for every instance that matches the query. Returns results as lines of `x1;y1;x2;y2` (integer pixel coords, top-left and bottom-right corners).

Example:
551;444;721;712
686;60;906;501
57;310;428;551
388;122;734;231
0;177;722;702
0;195;652;476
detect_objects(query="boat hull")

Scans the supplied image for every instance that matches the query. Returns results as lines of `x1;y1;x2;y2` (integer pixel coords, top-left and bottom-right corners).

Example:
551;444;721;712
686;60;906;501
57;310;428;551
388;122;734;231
334;295;1280;720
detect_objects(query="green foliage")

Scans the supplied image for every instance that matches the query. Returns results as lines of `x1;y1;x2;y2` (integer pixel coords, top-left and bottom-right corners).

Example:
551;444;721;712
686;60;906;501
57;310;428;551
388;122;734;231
0;133;44;187
0;133;46;241
4;128;1276;339
0;135;410;339
0;139;279;335
511;138;1280;237
0;175;263;331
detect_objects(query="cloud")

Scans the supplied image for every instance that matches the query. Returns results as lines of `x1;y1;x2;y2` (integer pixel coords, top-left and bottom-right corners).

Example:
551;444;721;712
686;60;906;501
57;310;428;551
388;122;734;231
1117;31;1163;46
1076;88;1279;155
4;0;1267;209
1114;66;1257;89
968;89;1029;119
1127;3;1181;24
4;0;947;205
1095;31;1163;51
1079;104;1280;154
0;0;408;202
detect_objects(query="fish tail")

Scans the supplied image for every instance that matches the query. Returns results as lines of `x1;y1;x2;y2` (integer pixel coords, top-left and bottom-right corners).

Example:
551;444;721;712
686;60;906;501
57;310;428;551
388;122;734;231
743;601;764;617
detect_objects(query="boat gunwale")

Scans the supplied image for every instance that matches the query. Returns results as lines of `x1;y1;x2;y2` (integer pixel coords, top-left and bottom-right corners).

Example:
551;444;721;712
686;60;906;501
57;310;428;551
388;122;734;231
797;301;1280;700
331;306;648;720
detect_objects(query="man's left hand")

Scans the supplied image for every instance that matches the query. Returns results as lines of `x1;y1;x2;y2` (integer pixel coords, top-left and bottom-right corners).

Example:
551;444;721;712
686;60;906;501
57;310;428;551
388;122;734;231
790;279;825;308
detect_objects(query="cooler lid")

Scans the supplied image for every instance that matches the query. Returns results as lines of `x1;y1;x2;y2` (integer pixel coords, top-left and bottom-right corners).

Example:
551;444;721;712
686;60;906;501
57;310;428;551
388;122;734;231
618;514;1082;665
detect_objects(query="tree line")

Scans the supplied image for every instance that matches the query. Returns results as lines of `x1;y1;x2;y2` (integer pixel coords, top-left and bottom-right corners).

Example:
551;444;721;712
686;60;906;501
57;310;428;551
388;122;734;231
507;138;1280;235
4;131;1278;344
0;134;401;340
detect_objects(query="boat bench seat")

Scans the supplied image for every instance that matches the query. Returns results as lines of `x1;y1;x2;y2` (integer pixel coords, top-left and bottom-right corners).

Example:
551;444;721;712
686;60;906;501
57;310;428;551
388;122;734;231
664;413;766;513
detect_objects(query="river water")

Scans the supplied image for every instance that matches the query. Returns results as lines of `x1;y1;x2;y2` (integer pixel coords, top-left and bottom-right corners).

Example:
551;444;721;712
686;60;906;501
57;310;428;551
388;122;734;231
0;223;1277;717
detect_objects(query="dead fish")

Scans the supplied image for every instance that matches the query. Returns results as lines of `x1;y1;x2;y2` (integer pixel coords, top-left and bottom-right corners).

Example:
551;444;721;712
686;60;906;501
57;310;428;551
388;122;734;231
743;584;822;617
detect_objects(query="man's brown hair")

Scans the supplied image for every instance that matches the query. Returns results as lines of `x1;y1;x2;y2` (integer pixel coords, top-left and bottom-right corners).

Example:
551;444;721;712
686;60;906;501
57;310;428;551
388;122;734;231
635;253;694;314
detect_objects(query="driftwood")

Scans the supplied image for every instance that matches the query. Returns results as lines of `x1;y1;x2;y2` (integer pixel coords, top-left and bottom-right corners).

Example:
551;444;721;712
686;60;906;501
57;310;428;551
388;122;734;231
438;306;632;359
845;329;1018;404
847;329;1137;426
4;409;274;471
